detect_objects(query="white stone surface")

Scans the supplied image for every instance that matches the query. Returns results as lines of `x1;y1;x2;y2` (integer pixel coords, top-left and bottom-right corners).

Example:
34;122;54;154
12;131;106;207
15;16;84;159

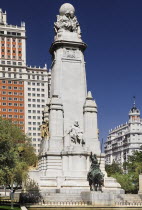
81;191;116;206
50;44;87;135
21;206;28;210
49;95;64;151
54;3;81;42
84;91;101;155
59;3;75;16
139;174;142;194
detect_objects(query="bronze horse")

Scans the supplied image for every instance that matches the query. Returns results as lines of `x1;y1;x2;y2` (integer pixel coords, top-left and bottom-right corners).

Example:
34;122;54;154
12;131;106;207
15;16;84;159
87;171;104;191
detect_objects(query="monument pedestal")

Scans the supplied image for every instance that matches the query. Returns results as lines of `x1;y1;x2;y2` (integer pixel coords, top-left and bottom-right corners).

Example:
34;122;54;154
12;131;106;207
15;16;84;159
104;177;124;193
36;151;91;190
81;191;117;206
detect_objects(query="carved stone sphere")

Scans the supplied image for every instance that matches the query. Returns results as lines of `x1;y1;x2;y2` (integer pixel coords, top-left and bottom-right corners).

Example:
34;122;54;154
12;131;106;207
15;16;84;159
59;3;75;16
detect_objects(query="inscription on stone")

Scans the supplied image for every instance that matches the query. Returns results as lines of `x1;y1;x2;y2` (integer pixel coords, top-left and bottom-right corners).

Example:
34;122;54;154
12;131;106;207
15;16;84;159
63;48;80;59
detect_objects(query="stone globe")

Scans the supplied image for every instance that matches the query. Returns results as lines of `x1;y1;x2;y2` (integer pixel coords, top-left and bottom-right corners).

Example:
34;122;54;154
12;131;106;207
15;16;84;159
59;3;75;16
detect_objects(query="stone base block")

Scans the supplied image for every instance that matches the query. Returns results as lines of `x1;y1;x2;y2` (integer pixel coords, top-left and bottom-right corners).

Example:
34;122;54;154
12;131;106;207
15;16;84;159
139;174;142;194
39;176;90;190
81;191;115;206
41;191;83;203
104;177;125;194
61;177;89;188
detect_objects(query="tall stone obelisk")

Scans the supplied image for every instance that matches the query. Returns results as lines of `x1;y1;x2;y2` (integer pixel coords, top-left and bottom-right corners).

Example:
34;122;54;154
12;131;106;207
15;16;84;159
30;3;122;193
49;3;100;155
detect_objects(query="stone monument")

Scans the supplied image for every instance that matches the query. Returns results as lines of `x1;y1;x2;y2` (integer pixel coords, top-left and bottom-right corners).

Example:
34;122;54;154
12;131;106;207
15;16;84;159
29;3;123;196
139;174;142;194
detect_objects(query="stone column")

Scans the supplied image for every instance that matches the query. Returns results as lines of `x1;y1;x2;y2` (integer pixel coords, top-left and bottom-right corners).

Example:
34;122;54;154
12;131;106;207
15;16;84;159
49;94;64;151
83;91;101;155
42;156;46;176
139;174;142;194
50;41;87;136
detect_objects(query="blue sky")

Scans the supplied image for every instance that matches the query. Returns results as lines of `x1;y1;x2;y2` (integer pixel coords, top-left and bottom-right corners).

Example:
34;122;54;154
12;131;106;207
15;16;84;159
1;0;142;145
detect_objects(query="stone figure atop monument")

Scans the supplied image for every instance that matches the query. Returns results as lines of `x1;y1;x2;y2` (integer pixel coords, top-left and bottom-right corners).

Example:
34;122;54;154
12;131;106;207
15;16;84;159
54;3;81;41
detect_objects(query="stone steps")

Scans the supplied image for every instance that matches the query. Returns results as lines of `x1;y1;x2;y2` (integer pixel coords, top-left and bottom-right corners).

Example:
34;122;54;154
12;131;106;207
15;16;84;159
42;193;83;203
116;194;142;206
115;202;142;206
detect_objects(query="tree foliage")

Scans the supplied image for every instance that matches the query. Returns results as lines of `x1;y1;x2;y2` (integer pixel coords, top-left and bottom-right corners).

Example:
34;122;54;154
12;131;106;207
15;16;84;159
0;117;37;190
105;148;142;193
20;179;42;204
112;173;137;193
105;161;123;177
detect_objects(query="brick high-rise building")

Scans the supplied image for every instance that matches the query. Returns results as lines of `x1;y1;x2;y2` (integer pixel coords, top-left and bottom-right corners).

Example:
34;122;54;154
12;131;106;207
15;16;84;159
0;9;26;131
0;9;50;154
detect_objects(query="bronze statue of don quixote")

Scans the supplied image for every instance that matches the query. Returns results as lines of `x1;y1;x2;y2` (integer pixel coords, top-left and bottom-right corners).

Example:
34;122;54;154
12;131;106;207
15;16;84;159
87;152;104;191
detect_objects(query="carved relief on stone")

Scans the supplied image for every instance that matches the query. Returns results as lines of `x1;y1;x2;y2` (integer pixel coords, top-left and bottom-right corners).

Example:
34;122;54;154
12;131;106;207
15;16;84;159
66;49;76;58
63;48;81;59
54;3;81;40
68;121;85;145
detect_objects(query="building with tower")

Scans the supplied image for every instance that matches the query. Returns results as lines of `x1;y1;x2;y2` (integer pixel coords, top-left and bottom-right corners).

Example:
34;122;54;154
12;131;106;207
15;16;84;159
0;9;51;154
105;101;142;165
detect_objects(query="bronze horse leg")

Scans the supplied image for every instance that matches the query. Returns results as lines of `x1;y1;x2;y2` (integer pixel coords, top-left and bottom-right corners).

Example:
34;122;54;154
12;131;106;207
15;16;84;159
89;179;93;191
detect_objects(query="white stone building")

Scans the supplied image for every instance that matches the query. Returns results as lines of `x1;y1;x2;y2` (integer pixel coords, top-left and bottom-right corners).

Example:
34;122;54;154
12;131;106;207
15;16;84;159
105;102;142;165
0;8;51;154
24;66;51;154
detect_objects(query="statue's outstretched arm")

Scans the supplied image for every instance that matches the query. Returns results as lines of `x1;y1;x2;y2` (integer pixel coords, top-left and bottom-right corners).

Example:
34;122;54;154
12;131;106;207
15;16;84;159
90;152;93;161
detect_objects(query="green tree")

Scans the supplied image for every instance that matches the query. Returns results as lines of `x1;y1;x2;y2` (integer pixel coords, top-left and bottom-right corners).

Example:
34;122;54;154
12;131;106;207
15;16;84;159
126;148;142;174
112;173;137;194
20;178;42;204
0;117;37;192
123;148;142;193
105;161;123;177
105;148;142;193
